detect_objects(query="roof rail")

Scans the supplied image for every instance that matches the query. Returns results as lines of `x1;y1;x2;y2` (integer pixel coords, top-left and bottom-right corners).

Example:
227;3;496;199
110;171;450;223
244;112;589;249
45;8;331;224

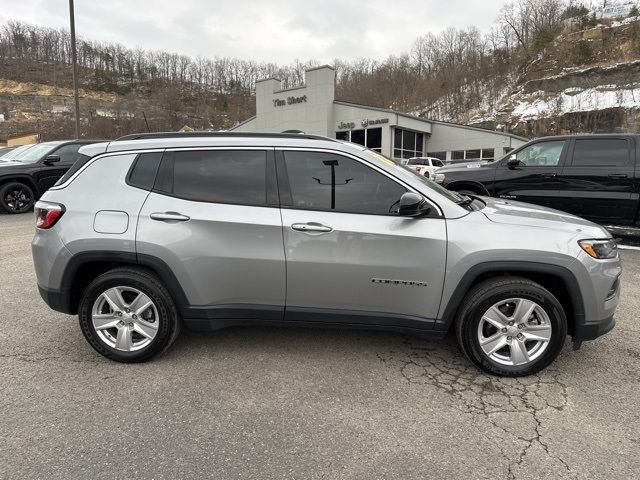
115;131;337;142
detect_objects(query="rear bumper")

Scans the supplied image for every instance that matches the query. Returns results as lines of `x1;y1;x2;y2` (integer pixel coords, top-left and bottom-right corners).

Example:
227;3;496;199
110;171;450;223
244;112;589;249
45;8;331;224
38;285;74;314
573;315;615;342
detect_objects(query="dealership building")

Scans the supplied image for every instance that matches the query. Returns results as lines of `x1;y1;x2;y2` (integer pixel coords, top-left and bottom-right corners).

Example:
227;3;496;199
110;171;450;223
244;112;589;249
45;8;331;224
231;65;527;162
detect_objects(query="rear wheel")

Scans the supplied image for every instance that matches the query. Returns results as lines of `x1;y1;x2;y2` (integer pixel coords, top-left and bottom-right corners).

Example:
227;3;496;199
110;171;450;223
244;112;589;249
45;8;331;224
78;267;181;362
0;182;34;214
455;277;567;376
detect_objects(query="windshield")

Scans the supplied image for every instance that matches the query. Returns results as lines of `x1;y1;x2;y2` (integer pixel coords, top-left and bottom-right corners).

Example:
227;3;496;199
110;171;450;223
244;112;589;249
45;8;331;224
0;144;35;160
363;150;465;204
12;143;57;163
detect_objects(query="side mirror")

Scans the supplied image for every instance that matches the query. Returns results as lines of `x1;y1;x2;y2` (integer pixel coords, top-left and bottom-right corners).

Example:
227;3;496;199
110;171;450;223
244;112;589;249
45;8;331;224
43;154;61;165
507;154;519;168
398;192;431;217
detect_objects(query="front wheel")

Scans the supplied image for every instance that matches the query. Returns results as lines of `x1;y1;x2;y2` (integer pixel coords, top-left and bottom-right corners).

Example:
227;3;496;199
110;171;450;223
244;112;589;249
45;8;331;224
455;277;567;376
78;267;181;362
0;182;34;214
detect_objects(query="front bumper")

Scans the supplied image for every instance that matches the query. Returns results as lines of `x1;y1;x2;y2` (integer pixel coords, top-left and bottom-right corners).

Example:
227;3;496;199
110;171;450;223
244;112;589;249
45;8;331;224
572;315;615;342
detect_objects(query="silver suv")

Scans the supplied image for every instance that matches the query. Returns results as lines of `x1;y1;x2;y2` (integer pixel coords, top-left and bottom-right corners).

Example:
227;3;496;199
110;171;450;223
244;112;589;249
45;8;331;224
32;133;621;376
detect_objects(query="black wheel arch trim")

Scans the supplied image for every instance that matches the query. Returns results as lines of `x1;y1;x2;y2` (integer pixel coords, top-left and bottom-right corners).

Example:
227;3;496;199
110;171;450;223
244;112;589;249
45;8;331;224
0;175;40;197
436;261;586;335
445;180;490;195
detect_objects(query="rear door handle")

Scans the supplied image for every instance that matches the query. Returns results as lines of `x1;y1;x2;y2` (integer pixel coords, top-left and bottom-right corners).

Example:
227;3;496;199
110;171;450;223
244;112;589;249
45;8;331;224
608;174;628;179
540;173;557;178
291;223;333;233
150;212;190;222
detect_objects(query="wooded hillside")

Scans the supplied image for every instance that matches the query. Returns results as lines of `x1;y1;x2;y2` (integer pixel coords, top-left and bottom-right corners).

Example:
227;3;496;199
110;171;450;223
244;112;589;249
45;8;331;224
0;0;639;140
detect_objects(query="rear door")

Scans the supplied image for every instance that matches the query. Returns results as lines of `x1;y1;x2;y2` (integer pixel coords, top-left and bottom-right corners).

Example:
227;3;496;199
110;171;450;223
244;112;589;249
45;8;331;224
491;139;568;210
277;149;447;327
136;148;286;323
556;137;636;225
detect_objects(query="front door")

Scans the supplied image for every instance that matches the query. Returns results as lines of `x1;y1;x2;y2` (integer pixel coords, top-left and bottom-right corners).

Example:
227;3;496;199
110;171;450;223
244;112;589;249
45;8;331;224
136;148;286;322
277;149;447;327
492;139;568;210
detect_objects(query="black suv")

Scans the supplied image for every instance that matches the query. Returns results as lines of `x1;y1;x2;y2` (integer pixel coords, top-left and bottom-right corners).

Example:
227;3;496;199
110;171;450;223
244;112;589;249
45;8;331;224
0;140;102;214
434;134;640;229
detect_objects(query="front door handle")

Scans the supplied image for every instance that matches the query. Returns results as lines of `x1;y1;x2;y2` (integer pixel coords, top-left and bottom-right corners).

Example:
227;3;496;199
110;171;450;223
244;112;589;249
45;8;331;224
291;222;333;233
150;212;190;222
608;174;628;179
540;173;557;178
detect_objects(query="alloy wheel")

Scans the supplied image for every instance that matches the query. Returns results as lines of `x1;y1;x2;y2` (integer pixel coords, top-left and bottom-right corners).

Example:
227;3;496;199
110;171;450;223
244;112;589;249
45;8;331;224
477;298;552;366
91;286;159;352
4;187;31;212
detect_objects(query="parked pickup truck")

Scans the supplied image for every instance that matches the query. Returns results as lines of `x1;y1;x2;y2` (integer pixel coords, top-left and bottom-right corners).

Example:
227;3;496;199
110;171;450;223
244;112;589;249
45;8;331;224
433;134;640;233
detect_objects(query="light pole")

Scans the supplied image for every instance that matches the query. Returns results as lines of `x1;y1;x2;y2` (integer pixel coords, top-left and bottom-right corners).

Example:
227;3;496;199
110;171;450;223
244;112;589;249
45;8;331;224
69;0;81;138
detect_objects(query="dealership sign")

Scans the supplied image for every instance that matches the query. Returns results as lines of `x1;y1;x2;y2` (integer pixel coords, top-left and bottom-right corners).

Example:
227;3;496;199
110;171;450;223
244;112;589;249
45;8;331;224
273;95;307;107
338;118;389;130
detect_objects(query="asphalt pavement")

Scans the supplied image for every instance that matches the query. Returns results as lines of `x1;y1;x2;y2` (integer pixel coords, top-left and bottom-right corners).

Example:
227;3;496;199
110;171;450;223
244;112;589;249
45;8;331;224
0;213;638;479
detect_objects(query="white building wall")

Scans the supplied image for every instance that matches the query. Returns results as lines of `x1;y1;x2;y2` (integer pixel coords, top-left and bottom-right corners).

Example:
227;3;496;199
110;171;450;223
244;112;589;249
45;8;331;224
425;122;527;161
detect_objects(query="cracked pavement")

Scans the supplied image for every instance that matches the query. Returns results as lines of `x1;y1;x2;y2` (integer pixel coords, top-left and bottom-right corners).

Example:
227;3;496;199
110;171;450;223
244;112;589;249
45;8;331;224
1;214;639;479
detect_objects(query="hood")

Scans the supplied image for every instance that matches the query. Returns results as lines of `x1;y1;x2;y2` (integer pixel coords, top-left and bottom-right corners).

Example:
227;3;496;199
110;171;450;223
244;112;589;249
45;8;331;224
0;160;25;170
480;196;610;237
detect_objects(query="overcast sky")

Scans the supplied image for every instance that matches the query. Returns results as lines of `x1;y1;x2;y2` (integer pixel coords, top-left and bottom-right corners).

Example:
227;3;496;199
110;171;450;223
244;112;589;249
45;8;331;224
0;0;507;64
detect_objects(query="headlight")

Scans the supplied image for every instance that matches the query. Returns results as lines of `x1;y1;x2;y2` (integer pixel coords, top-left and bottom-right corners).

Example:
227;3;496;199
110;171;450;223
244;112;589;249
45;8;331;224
578;239;618;259
433;173;445;184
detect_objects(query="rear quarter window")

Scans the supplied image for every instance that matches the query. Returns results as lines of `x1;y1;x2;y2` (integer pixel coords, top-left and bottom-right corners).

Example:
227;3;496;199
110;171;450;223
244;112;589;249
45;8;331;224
127;152;163;190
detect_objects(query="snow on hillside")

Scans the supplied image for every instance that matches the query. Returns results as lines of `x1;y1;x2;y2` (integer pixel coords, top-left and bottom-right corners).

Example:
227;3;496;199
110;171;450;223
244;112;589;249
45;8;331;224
511;84;640;121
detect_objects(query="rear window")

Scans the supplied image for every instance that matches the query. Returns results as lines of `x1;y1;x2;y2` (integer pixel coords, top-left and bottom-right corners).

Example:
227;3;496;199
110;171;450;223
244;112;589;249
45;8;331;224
157;150;268;205
53;154;92;186
407;158;427;166
571;139;629;167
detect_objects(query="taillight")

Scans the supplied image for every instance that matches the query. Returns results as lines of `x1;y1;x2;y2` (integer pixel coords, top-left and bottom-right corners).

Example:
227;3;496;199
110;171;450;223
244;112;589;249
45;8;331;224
35;201;65;229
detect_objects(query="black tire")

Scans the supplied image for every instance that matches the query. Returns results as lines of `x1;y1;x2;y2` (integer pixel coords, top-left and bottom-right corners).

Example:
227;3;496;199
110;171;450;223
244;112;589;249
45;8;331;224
0;181;35;214
78;267;181;362
455;276;567;377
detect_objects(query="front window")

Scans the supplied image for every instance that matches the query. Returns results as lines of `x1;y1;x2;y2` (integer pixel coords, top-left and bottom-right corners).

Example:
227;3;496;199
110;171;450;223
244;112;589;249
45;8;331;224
513;140;565;167
284;151;406;215
363;149;463;205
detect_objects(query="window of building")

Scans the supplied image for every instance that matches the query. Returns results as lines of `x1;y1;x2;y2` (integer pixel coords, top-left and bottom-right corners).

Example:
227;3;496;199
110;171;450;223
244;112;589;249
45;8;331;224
166;150;267;205
427;152;446;161
571;139;629;166
504;147;514;155
393;128;424;159
351;129;365;146
452;150;465;161
283;151;406;215
335;128;382;153
482;148;494;160
465;149;481;161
